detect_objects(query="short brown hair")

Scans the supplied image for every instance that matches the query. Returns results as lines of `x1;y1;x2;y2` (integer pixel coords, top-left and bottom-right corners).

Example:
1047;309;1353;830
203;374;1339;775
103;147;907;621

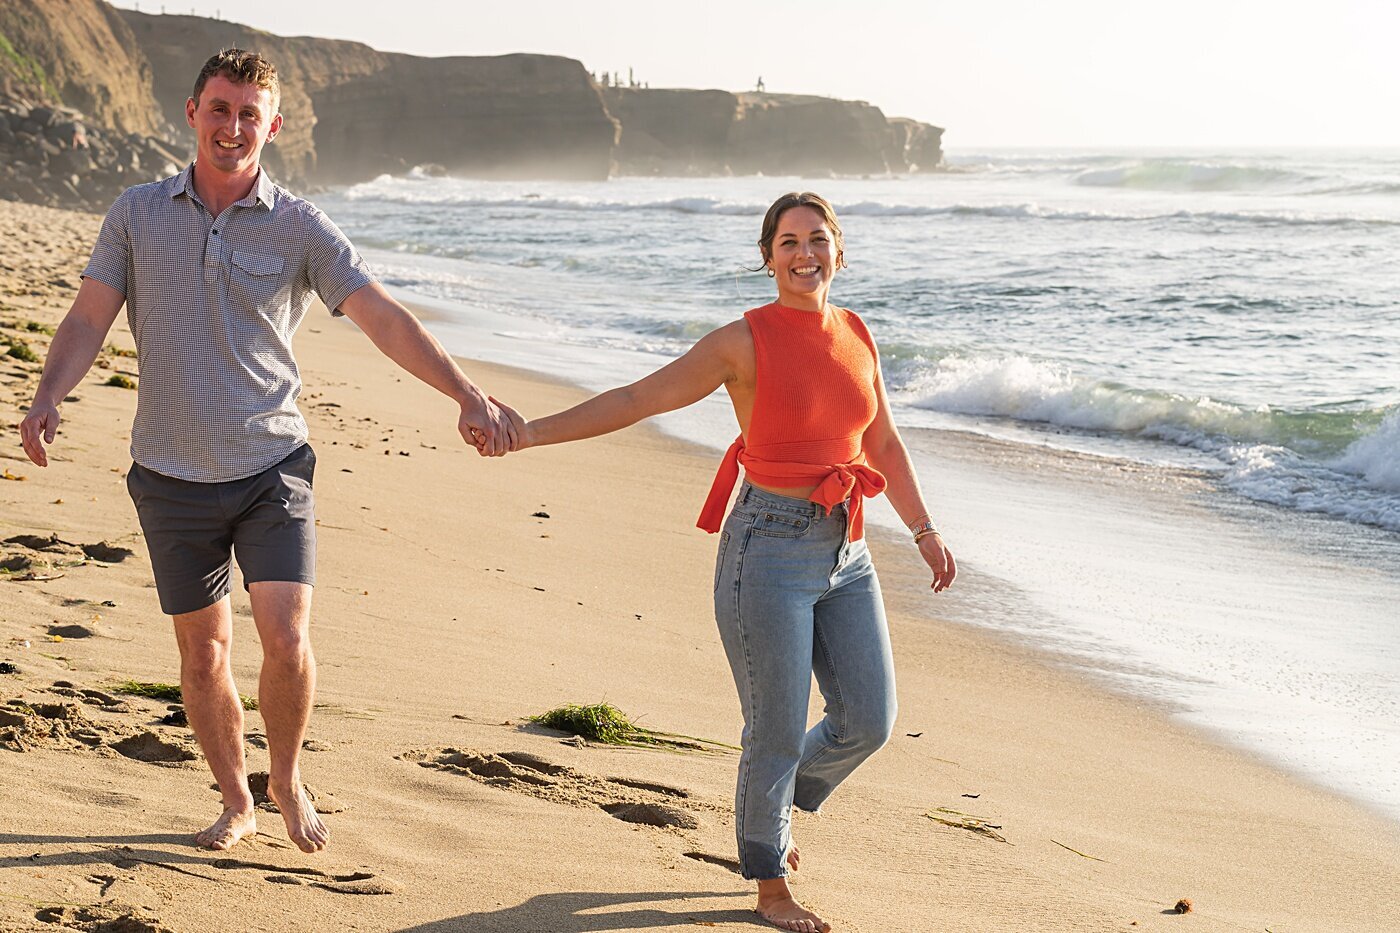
757;191;847;270
192;48;280;110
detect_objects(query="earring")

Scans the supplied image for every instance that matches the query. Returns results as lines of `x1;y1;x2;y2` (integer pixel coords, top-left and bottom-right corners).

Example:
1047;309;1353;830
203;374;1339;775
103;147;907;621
767;267;775;278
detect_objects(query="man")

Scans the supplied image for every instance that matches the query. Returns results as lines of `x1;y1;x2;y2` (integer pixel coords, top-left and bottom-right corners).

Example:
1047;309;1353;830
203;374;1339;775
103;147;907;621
18;49;510;853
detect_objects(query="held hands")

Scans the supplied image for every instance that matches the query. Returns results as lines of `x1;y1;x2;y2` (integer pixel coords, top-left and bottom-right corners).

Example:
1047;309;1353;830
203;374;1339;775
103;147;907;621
459;392;531;457
458;389;515;457
18;399;61;467
918;532;957;593
484;397;531;454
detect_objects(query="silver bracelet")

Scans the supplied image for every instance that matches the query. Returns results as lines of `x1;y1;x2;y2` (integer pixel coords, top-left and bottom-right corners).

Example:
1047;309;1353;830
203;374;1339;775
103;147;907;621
910;518;939;540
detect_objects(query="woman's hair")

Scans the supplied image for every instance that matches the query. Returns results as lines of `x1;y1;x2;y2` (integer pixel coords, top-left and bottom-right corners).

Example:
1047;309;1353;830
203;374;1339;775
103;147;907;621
756;191;847;271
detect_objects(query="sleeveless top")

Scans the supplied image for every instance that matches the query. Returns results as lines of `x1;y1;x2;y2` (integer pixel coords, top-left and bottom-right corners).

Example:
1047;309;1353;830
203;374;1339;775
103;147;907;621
697;302;887;542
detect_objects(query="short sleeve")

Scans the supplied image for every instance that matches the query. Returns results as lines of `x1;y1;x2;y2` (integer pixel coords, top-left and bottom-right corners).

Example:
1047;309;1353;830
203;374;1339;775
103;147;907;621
303;208;376;316
81;190;133;296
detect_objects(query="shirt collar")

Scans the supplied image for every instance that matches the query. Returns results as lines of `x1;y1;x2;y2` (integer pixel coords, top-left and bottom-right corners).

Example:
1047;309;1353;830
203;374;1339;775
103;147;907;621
169;164;196;201
169;162;277;211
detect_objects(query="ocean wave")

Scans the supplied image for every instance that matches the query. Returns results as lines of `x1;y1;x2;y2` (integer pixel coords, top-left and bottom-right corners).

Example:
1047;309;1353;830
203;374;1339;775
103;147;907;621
899;354;1366;447
894;352;1400;529
1332;408;1400;493
1222;441;1400;532
1301;180;1400;197
342;178;1396;228
1072;160;1317;192
341;177;1400;229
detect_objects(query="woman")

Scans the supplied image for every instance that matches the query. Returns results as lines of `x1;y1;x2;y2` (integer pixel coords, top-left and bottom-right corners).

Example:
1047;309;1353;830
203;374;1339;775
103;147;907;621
496;192;955;933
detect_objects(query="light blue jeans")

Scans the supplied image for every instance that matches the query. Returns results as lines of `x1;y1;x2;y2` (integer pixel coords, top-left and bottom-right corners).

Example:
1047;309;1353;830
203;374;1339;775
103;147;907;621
713;482;898;880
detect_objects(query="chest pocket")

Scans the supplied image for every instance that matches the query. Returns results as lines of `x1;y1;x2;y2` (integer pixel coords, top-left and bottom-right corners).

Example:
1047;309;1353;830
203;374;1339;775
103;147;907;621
229;250;289;310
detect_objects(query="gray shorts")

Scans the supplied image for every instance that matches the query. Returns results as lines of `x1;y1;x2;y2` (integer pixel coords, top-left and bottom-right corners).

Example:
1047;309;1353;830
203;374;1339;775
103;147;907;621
126;444;317;616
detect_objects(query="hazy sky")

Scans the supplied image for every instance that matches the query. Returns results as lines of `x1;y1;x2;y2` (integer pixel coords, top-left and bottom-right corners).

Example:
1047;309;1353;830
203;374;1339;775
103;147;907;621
112;0;1399;148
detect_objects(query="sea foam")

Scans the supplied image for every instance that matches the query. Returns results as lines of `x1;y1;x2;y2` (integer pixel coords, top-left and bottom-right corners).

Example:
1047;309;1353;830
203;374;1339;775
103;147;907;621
1332;408;1400;493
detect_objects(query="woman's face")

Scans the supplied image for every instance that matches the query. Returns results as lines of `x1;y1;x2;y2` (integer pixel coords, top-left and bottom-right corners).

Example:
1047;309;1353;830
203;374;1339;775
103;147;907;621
767;206;841;307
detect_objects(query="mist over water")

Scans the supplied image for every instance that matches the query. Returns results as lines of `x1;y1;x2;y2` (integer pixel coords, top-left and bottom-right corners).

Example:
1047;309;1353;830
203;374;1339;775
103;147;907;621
318;149;1400;820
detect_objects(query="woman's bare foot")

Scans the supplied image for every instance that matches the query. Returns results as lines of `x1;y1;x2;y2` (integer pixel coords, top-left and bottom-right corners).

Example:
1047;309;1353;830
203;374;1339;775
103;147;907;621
194;806;257;850
267;780;329;853
756;877;830;932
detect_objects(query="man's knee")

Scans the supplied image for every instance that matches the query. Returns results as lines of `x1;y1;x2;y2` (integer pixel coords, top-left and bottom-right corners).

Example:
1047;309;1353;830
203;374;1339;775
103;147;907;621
259;620;313;666
173;603;234;677
249;582;314;664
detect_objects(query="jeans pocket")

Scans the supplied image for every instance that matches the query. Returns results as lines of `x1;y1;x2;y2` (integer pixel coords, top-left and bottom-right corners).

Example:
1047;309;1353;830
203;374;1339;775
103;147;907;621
713;530;731;592
751;510;811;538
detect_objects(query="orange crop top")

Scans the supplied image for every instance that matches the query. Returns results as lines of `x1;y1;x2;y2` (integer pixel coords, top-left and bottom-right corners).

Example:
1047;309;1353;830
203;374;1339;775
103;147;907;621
697;302;887;542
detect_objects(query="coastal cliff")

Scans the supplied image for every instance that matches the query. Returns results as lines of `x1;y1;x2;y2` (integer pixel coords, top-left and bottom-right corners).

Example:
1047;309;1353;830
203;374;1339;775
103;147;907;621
116;11;619;185
603;88;944;176
1;0;944;209
0;0;161;137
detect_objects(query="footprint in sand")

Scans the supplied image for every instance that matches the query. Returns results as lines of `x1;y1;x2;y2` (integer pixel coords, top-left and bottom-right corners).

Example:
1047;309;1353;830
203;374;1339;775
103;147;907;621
47;623;96;639
0;697;198;764
110;731;198;764
398;746;713;829
245;771;347;814
80;541;136;563
244;733;333;752
33;905;173;933
47;682;128;709
0;553;35;572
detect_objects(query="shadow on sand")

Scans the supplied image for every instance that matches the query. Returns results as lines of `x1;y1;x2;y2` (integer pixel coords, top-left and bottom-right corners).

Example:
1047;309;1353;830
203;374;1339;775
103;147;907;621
395;889;758;932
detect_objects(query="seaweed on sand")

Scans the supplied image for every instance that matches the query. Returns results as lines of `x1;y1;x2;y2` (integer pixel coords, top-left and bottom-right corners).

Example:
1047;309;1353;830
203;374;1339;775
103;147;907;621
116;680;259;711
529;702;737;753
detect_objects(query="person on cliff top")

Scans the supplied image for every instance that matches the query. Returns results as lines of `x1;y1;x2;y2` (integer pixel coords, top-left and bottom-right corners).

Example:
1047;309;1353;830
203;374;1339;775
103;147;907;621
490;191;956;933
17;48;513;854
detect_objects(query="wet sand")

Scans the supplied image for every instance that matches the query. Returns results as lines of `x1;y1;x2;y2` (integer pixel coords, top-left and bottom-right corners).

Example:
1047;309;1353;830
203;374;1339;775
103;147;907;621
2;199;1399;932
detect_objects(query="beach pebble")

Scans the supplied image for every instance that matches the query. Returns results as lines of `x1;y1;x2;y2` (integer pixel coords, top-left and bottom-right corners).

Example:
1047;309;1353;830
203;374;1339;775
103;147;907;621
0;662;18;675
1173;899;1193;914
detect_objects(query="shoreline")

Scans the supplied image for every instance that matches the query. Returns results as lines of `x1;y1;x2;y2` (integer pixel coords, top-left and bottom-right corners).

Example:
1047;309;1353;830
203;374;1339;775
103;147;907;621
3;199;1399;931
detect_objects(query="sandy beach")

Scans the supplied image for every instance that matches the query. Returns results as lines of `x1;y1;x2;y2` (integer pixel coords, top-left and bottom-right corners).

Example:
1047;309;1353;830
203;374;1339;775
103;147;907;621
3;199;1400;933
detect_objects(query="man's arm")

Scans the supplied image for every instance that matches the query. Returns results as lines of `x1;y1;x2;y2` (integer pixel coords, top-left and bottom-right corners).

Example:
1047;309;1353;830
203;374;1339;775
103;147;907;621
335;282;513;455
19;278;126;467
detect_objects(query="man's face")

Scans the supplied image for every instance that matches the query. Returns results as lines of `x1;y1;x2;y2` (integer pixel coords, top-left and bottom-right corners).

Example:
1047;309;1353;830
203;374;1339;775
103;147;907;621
185;75;282;177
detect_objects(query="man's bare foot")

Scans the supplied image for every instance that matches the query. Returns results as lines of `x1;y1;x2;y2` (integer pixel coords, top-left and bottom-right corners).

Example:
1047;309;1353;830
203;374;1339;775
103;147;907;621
194;807;256;850
267;780;329;853
786;843;801;873
757;878;830;933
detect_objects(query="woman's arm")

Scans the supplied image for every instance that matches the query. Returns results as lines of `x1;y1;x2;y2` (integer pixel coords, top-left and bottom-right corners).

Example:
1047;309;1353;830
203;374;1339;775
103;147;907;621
863;370;958;592
500;320;747;450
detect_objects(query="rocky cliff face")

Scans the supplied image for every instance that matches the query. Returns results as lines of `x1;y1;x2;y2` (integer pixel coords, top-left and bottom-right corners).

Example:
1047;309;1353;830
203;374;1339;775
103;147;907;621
0;0;162;137
116;11;619;185
308;53;619;184
604;88;944;176
1;0;943;211
0;1;183;210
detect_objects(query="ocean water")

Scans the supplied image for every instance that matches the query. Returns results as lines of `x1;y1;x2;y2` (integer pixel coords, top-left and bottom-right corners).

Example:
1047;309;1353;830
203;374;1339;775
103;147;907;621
316;150;1400;820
